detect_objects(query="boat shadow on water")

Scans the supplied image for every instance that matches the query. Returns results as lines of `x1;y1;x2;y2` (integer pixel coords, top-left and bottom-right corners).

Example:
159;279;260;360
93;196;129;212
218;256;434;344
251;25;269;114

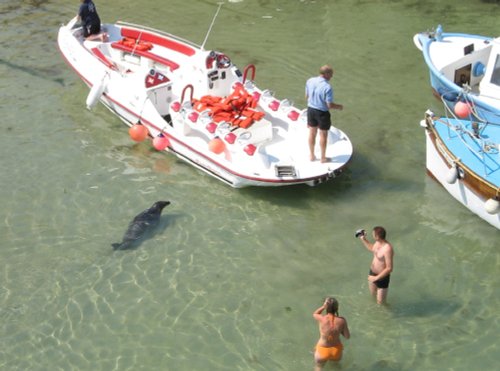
418;176;500;243
0;58;65;86
238;148;418;206
238;167;354;206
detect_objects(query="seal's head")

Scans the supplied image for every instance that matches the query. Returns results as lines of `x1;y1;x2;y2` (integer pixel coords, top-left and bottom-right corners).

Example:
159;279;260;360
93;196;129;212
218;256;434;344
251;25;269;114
153;201;171;211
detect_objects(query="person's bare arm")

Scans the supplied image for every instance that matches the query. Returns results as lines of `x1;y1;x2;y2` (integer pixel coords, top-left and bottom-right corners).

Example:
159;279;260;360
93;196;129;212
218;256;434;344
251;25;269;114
328;102;343;110
340;318;350;339
313;299;329;320
359;234;374;251
313;305;326;321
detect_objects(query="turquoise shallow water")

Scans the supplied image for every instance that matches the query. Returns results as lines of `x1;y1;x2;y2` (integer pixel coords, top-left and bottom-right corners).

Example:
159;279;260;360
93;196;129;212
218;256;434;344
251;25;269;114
1;0;499;370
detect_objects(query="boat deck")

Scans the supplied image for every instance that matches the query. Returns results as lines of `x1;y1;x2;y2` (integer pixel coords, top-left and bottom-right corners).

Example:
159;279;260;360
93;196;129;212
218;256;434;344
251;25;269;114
59;19;353;187
434;116;500;186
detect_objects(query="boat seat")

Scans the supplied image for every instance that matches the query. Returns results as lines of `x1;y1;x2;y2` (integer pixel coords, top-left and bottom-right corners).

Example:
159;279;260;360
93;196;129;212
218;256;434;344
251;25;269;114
232;118;273;146
111;41;180;71
91;47;117;70
120;27;196;56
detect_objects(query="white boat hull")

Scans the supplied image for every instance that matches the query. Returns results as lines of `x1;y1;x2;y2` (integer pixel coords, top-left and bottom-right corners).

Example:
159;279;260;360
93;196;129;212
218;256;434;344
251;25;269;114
424;126;500;230
58;20;353;188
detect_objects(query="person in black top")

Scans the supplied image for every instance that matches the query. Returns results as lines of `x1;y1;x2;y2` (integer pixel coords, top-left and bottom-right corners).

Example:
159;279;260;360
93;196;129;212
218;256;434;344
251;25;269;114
77;0;106;41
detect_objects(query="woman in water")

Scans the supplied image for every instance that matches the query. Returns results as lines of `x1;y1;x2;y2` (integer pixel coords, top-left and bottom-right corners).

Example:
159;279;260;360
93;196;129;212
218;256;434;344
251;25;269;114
313;297;350;370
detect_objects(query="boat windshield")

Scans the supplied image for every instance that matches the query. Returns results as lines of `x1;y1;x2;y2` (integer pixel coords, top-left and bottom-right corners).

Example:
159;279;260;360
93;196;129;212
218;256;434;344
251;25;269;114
490;54;500;86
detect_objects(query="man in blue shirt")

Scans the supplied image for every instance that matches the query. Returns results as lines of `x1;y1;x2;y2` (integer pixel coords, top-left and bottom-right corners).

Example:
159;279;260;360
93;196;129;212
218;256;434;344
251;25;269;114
305;65;343;163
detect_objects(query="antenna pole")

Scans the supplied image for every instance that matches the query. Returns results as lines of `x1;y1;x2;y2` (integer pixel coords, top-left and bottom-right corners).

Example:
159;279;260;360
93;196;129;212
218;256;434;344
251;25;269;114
201;2;224;50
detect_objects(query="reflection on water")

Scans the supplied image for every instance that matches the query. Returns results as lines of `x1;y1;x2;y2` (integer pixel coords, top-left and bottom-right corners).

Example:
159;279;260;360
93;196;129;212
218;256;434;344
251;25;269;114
418;177;499;245
1;0;499;370
0;58;65;86
390;297;461;318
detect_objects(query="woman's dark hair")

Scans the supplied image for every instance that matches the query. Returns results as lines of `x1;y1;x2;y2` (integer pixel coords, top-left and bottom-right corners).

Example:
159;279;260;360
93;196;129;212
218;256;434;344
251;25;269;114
325;297;339;316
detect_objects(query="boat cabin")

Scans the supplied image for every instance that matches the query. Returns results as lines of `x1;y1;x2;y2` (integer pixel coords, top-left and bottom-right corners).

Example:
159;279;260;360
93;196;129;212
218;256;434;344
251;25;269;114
438;36;500;104
478;38;500;100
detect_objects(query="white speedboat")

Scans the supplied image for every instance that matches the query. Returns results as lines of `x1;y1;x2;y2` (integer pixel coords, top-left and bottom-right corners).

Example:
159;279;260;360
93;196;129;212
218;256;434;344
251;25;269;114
414;25;500;125
57;17;353;188
420;110;500;230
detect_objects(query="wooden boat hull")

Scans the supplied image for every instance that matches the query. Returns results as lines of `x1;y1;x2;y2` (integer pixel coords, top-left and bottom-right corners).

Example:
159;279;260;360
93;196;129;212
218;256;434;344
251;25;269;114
422;113;500;229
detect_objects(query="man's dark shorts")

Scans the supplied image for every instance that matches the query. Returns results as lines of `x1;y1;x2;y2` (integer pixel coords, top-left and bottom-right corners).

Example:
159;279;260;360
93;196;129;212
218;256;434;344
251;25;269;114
369;269;391;289
307;107;331;131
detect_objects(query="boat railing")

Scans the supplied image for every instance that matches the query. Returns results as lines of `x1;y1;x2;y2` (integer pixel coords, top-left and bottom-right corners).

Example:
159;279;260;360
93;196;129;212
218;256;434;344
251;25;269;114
440;101;499;177
116;21;202;49
445;120;496;178
440;89;500;132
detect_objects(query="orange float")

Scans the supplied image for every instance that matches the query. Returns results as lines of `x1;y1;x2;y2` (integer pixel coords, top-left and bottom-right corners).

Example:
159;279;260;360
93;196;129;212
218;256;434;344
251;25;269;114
454;101;471;118
208;137;225;154
153;133;170;150
129;122;149;142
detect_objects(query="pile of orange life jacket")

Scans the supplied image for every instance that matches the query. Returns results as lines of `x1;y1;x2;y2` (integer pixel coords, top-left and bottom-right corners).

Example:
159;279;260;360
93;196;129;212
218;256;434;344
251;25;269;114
192;85;265;129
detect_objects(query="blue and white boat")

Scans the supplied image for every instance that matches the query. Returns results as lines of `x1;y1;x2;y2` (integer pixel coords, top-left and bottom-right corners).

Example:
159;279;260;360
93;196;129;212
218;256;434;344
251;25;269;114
414;25;500;125
419;109;500;230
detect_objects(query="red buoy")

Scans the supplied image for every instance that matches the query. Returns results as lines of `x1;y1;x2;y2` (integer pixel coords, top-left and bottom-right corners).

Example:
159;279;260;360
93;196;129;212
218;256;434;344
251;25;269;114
454;101;471;118
129;122;149;142
208;137;225;154
153;133;170;150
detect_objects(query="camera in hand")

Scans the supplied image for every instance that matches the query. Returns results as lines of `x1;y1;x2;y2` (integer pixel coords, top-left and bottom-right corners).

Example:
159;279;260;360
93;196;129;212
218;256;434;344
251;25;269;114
355;229;365;238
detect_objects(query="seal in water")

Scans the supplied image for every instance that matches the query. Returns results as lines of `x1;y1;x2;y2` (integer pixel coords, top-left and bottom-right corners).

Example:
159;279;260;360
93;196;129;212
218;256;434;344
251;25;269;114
112;201;171;250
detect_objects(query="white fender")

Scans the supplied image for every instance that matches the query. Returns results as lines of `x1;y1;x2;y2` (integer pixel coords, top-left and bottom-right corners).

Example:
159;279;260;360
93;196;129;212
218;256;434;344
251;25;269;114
413;34;423;51
485;198;500;215
445;163;459;184
86;73;109;110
